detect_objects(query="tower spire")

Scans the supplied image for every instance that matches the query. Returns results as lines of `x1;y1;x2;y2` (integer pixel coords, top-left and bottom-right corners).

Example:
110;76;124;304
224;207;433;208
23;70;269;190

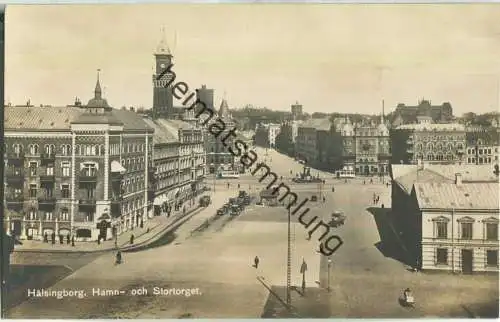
156;25;172;56
381;99;385;124
95;69;102;99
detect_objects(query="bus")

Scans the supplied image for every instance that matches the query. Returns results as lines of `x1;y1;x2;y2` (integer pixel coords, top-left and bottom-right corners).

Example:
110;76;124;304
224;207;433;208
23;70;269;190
335;169;355;179
217;171;240;179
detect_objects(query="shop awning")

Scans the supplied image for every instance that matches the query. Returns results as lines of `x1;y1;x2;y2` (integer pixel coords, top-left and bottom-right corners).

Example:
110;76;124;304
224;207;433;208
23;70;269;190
111;161;127;174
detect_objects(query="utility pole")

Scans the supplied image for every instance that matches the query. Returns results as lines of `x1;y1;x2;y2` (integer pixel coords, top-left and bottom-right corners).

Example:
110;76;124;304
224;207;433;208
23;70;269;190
286;207;291;306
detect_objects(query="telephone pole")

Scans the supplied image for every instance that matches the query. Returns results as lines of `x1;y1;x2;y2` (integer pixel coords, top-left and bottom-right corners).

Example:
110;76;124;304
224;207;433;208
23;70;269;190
286;207;291;306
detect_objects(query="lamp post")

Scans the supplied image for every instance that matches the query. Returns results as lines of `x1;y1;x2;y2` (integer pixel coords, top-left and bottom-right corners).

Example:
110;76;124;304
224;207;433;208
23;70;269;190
327;258;332;292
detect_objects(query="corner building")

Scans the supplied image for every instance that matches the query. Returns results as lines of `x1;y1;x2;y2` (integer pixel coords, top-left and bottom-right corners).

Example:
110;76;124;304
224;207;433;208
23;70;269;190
4;76;154;241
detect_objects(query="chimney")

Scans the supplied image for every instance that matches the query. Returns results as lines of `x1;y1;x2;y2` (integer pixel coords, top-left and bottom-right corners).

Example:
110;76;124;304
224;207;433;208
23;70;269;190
455;173;462;186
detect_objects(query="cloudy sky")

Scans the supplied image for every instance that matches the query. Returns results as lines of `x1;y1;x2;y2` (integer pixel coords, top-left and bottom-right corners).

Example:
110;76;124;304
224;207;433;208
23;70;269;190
5;4;500;115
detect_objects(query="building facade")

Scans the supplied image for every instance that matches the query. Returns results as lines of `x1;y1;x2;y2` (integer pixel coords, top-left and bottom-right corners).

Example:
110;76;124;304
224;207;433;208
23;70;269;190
4;76;154;241
391;123;466;165
465;126;500;166
152;33;174;119
415;179;499;273
332;116;390;175
392;99;453;127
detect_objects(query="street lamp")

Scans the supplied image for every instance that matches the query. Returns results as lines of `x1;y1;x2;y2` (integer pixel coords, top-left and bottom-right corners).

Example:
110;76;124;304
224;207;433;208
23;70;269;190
286;206;292;306
327;258;332;292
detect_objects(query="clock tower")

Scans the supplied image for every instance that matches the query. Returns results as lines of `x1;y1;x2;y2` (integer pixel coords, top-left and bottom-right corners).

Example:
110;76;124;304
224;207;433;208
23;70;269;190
152;29;174;119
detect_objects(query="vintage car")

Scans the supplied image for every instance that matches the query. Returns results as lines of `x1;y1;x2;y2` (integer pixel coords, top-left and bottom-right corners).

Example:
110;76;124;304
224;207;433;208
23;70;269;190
217;205;230;216
329;211;346;227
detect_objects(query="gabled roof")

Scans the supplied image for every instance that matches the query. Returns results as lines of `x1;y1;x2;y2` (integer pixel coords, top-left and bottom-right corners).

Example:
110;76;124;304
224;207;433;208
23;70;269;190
414;182;499;210
298;118;331;131
5;106;82;131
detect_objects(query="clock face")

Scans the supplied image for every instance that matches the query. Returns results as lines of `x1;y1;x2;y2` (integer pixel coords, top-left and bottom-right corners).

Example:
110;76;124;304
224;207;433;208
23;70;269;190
160;63;166;69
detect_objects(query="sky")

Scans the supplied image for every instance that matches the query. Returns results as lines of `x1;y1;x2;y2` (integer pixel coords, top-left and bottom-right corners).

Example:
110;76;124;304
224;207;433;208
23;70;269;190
5;4;500;115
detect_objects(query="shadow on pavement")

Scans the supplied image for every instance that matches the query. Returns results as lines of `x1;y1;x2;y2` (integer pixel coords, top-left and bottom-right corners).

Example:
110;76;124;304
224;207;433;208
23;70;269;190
260;285;330;318
123;230;178;253
5;265;73;311
366;207;412;267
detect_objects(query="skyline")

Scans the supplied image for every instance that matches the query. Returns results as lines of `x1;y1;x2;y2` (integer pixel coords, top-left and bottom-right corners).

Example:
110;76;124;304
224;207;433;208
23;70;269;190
5;4;500;115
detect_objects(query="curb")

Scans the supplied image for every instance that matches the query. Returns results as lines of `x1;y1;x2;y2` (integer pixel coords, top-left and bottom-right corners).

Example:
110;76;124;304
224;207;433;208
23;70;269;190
12;207;203;254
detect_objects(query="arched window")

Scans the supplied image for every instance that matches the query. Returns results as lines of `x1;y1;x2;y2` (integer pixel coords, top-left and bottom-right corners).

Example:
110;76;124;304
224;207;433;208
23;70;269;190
416;143;423;152
13;144;23;154
426;142;434;151
29;144;39;155
426;153;434;161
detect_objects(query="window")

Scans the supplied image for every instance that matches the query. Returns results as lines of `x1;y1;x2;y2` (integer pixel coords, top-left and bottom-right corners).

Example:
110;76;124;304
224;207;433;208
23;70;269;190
29;184;37;198
61;144;71;156
62;162;70;177
29;162;38;176
45;212;53;221
82;163;97;176
13;144;23;154
46;165;54;176
436;221;448;239
436;248;448;265
14;188;22;197
461;222;473;240
85;188;95;199
486;250;498;267
61;184;70;199
28;209;37;220
61;209;69;221
486;223;498;241
29;144;39;155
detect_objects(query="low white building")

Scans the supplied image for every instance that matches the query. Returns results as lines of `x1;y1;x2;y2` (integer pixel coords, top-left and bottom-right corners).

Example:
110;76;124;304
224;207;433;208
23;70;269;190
411;175;499;273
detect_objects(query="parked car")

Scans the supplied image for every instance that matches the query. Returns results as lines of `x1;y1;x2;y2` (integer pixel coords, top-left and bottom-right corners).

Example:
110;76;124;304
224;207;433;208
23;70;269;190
311;195;318;202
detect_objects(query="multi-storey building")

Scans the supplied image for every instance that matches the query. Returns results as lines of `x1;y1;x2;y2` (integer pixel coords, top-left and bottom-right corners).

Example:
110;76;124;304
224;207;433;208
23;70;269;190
254;123;281;149
465;126;500;165
295;118;331;165
4;76;154;241
391;99;453;127
332;115;390;175
275;120;301;156
205;99;237;173
144;117;206;213
391;122;466;165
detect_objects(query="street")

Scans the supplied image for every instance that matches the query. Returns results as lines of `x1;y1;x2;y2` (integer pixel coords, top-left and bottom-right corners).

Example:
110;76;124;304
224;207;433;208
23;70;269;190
6;147;499;318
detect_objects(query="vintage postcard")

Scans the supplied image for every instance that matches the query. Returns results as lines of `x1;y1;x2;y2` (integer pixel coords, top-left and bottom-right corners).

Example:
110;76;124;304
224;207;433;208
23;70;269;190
2;3;499;319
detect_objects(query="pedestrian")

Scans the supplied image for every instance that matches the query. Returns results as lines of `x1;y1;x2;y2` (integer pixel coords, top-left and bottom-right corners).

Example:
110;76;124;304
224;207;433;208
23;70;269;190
370;179;373;184
115;250;122;265
71;236;75;247
307;230;312;241
238;183;240;189
51;232;56;245
254;256;260;268
227;182;230;189
59;234;63;244
97;236;101;245
363;180;366;185
323;196;326;203
66;234;70;245
43;233;48;243
130;234;134;245
381;203;385;209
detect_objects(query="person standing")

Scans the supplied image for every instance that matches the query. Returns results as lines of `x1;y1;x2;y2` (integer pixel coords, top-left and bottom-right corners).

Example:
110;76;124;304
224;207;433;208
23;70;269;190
254;256;260;268
130;234;134;245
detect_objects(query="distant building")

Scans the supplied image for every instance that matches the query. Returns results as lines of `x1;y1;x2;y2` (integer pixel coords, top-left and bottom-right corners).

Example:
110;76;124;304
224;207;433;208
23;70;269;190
4;75;154;241
206;99;238;173
295;118;331;166
291;101;303;120
392;99;453;127
390;164;499;272
275;120;301;156
254;123;281;149
465;126;500;166
331;113;390;175
391;122;466;165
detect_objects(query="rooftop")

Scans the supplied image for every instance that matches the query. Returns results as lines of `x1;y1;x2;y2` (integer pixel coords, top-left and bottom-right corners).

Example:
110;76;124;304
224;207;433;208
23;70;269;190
396;123;465;131
391;164;500;194
414;182;499;210
142;118;179;144
299;118;331;131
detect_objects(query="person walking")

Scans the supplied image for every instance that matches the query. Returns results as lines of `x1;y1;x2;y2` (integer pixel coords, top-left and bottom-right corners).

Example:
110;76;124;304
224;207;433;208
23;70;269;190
71;235;75;247
115;250;122;265
66;234;70;245
130;234;134;245
253;256;260;269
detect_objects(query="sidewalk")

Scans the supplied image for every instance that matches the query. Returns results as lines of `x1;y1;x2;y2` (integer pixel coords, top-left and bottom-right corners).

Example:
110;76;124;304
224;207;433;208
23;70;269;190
13;199;202;254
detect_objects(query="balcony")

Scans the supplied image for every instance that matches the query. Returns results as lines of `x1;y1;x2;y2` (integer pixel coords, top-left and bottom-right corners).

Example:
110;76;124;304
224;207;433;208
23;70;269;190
6;196;24;203
38;196;57;210
110;173;123;184
407;147;414;154
79;198;97;206
79;172;98;183
40;174;56;183
41;153;56;161
6;196;24;211
6;169;24;184
406;138;414;145
7;152;25;166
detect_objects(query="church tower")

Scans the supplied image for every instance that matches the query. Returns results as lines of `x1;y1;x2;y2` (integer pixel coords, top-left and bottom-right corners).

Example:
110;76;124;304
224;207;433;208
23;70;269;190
152;28;174;119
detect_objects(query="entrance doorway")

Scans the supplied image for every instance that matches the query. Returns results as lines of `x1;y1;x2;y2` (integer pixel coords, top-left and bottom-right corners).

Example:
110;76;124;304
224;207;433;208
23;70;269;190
461;249;473;274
